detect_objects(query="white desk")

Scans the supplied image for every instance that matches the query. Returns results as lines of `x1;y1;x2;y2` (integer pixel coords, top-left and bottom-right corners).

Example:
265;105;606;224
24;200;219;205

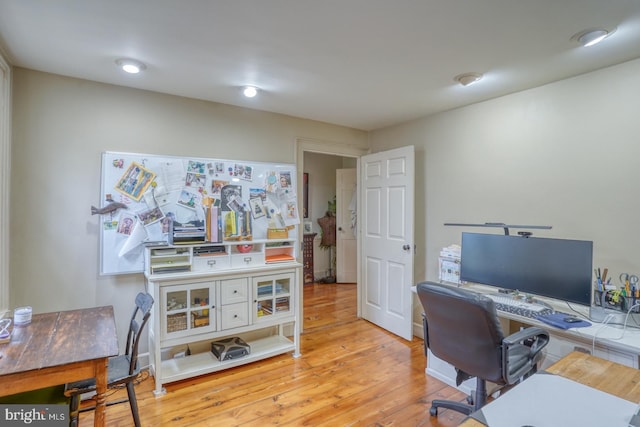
418;282;640;394
460;352;640;427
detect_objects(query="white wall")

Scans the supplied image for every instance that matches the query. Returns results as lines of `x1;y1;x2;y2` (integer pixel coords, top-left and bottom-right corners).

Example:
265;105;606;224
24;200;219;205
9;68;367;352
370;58;640;325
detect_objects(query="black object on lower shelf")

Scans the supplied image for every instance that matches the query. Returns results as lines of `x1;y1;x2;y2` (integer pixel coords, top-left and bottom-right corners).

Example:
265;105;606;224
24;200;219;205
211;337;251;361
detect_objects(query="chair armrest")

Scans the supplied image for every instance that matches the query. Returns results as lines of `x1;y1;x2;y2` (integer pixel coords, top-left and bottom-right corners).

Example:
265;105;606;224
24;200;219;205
502;327;550;384
504;326;549;351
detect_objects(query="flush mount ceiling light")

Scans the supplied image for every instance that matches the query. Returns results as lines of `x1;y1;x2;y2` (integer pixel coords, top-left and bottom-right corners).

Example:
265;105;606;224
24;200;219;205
242;86;259;98
115;58;146;74
454;72;483;87
571;28;616;47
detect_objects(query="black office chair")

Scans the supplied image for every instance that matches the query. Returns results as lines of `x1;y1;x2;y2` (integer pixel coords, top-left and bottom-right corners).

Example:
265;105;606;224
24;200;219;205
64;292;154;427
416;281;549;417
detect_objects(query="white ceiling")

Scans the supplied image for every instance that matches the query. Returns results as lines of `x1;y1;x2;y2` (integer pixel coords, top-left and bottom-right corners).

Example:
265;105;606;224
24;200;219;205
1;0;640;131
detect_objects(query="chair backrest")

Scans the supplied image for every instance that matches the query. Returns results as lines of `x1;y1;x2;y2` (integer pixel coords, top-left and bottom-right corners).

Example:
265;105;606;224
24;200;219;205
416;281;505;384
124;292;154;375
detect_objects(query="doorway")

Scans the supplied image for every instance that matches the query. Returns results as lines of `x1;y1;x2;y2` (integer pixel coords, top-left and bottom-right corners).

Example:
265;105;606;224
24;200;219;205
295;138;368;328
303;152;355;284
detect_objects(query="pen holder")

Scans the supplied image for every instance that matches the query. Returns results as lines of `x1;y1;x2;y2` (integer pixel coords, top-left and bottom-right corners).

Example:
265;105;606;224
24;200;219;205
594;290;626;312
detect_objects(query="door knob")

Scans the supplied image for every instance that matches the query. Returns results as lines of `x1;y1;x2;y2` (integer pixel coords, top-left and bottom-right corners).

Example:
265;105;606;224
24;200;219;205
402;244;411;250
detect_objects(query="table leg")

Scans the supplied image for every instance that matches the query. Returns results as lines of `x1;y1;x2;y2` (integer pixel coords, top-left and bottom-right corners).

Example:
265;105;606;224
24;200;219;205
93;358;109;427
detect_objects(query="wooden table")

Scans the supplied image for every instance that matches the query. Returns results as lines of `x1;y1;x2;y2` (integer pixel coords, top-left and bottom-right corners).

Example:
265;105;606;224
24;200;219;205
459;351;640;426
0;306;118;427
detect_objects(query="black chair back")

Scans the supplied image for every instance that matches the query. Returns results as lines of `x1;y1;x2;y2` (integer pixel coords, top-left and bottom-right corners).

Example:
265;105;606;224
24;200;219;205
417;281;505;384
125;292;154;376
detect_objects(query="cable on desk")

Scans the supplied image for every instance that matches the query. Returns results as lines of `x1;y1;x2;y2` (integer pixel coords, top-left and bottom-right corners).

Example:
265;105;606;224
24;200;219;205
592;313;616;355
591;302;640;354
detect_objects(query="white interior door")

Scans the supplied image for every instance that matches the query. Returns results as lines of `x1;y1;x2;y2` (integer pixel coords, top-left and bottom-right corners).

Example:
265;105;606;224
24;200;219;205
360;146;414;340
336;168;357;283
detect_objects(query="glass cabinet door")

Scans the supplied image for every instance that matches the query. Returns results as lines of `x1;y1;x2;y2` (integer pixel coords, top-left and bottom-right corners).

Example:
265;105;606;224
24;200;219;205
161;282;216;339
253;273;293;322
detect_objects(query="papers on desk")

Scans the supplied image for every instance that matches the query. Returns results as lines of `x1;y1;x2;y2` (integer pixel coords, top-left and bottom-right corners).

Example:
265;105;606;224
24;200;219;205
468;373;637;427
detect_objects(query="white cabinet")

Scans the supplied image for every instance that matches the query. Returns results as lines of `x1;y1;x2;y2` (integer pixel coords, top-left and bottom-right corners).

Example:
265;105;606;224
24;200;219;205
220;278;250;330
161;282;216;339
254;273;293;322
145;244;301;396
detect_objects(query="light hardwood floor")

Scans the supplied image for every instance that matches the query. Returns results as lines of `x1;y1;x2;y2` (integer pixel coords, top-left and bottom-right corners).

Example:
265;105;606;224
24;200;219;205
80;283;468;426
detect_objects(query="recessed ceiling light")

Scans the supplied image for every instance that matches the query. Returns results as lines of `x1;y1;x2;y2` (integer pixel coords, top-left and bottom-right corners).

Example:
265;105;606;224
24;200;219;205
571;28;616;47
115;58;146;74
454;72;483;87
242;86;259;98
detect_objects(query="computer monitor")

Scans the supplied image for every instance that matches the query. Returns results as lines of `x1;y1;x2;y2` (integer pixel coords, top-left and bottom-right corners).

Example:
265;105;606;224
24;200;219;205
459;232;593;306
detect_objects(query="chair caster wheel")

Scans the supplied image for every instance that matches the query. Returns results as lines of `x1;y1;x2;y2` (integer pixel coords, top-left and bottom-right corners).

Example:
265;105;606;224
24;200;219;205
430;406;438;416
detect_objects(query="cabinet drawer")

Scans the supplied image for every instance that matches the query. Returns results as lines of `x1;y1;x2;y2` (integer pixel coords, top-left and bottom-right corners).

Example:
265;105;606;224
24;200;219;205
230;253;265;268
221;302;249;329
193;255;231;272
221;278;249;305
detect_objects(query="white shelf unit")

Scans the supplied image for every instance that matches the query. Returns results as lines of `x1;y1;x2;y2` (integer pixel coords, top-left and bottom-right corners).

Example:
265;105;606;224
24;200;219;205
146;239;297;275
145;242;301;396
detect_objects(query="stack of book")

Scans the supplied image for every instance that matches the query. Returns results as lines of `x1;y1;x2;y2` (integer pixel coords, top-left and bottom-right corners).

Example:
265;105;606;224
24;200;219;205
275;297;290;312
207;206;222;243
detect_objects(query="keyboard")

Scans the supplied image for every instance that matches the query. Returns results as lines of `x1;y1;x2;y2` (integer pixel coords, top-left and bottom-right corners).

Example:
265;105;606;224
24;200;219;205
484;294;553;318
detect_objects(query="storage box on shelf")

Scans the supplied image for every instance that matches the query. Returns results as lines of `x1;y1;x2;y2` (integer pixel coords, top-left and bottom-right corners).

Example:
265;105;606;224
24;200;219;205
144;239;301;396
149;247;192;274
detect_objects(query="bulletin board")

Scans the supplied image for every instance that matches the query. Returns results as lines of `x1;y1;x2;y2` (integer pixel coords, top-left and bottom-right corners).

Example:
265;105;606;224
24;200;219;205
97;152;299;275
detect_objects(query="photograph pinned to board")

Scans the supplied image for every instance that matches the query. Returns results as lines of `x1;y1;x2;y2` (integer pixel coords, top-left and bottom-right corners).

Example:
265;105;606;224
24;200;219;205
103;219;118;231
226;194;245;213
220;185;242;210
185;172;207;189
283;201;298;222
115;161;156;201
137;205;164;226
249;197;265;218
233;164;253;181
161;212;175;234
278;171;292;189
265;171;278;193
211;180;228;198
187;160;206;174
117;213;137;235
177;189;202;210
208;162;225;176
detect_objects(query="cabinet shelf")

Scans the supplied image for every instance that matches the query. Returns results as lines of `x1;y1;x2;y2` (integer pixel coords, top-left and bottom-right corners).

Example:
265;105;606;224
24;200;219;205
159;335;295;386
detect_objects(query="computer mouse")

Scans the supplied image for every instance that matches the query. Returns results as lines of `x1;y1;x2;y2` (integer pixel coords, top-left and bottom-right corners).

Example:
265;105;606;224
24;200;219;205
564;316;581;323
